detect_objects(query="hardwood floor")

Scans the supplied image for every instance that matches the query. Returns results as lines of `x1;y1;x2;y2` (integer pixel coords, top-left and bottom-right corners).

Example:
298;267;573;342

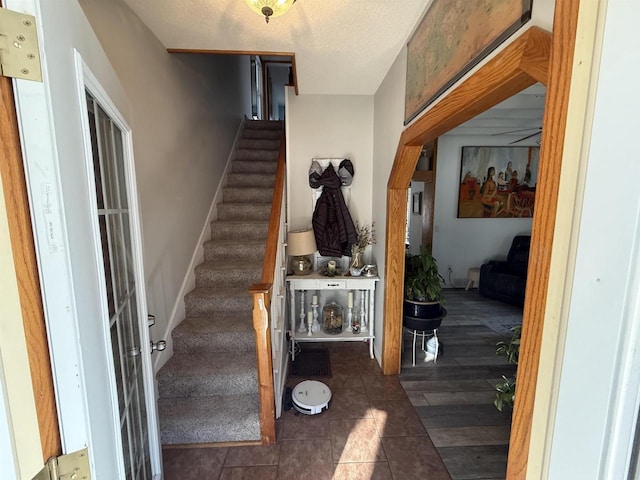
399;288;521;479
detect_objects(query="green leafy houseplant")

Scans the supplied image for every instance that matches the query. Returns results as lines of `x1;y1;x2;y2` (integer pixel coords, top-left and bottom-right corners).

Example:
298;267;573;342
494;325;521;411
404;246;445;303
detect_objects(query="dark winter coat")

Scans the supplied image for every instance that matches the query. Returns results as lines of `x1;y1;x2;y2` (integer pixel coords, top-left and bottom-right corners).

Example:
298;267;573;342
312;164;357;257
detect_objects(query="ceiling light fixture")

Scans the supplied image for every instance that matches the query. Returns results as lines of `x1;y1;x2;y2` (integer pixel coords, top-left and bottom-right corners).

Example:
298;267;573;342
245;0;296;23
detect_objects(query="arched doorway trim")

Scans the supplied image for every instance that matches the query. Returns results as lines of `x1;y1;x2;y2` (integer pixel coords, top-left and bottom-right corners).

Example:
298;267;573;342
382;26;552;375
382;6;580;474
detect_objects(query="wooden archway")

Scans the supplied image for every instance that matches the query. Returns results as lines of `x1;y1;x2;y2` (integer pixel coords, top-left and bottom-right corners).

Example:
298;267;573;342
381;0;580;476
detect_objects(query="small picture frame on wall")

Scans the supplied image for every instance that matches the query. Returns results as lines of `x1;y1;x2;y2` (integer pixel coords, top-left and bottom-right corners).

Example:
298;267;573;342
412;192;423;215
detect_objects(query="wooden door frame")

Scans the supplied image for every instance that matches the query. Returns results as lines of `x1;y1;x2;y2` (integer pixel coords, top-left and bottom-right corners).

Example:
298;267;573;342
381;2;580;477
411;139;438;250
0;77;61;462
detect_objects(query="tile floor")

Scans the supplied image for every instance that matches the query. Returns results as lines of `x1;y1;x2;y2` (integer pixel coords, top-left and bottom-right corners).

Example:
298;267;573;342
162;288;520;480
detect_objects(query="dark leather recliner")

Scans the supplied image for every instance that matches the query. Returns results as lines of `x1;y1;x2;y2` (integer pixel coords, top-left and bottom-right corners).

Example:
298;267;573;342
479;235;531;307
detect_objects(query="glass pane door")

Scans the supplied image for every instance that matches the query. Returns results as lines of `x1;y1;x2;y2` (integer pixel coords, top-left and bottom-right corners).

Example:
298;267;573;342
86;92;152;479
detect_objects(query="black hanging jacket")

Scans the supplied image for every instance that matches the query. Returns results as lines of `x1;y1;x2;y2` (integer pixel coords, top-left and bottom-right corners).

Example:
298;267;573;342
312;164;357;257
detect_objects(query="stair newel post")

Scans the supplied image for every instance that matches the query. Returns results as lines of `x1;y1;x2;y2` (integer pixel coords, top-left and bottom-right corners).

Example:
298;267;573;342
249;283;276;445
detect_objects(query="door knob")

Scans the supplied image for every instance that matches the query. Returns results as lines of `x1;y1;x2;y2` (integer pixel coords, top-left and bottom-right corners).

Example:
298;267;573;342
150;340;166;353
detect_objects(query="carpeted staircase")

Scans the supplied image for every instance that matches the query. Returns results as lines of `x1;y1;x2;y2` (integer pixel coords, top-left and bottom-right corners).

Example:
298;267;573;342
157;119;282;445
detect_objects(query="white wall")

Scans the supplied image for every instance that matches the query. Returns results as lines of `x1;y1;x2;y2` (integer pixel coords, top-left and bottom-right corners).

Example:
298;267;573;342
371;48;408;360
433;135;533;286
286;93;374;232
79;0;251;356
544;0;640;476
269;65;289;121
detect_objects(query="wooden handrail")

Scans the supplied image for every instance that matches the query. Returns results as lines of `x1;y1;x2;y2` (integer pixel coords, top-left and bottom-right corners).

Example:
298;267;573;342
249;136;286;445
261;139;286;283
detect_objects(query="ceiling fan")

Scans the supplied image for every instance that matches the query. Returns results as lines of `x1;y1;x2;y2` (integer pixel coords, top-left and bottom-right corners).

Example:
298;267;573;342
492;127;542;145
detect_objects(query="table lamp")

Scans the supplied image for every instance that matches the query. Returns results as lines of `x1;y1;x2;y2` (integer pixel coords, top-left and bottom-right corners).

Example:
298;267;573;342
287;229;316;275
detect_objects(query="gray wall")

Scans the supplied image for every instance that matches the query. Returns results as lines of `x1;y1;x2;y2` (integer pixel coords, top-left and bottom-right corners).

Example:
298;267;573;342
79;0;251;356
371;47;408;361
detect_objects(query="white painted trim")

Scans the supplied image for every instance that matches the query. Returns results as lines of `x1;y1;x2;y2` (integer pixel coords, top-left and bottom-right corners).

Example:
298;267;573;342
602;242;640;478
527;1;604;476
7;0;91;456
73;50;162;477
153;116;247;373
72;50;127;479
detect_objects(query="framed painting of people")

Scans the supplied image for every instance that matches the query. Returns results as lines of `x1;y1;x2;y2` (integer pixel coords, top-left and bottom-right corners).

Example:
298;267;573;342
457;146;539;218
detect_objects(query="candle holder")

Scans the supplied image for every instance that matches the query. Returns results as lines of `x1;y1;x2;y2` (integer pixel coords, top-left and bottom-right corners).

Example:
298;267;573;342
298;290;307;333
347;290;354;330
360;290;367;332
307;311;313;336
311;297;321;333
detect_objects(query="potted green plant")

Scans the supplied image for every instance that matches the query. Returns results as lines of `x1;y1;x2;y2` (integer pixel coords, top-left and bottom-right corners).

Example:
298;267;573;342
403;246;446;328
494;325;521;411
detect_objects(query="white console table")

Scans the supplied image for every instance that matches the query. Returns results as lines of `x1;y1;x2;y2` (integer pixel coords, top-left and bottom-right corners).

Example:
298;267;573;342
287;272;379;360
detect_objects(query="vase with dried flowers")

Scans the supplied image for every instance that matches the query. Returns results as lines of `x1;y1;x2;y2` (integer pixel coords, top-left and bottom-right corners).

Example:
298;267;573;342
350;222;376;276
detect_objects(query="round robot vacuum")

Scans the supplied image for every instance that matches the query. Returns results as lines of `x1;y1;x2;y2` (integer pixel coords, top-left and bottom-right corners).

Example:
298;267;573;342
292;380;332;415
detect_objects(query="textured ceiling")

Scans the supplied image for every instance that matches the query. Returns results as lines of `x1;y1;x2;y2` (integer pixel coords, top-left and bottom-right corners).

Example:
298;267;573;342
448;84;546;141
120;0;429;95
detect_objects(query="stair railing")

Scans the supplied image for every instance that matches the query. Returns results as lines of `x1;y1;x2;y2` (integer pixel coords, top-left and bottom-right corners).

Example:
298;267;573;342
249;137;286;445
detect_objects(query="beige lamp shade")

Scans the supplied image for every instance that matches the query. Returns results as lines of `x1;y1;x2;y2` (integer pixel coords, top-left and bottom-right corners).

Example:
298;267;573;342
287;230;316;275
287;230;317;256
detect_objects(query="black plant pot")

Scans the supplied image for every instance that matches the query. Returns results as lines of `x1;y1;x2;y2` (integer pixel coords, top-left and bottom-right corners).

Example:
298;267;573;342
403;298;446;331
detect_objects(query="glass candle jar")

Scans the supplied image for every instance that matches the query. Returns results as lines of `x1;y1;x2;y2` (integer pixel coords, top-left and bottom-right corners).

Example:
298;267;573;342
322;302;343;335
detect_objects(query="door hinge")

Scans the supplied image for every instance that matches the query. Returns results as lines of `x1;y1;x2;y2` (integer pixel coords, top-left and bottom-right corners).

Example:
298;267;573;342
31;447;90;480
0;7;42;82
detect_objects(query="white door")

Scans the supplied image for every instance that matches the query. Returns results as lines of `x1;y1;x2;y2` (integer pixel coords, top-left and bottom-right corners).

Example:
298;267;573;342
7;0;161;477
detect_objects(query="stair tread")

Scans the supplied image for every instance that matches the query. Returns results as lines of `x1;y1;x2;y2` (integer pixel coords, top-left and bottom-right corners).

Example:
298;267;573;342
217;203;272;213
172;316;255;354
158;395;260;445
176;315;253;332
195;261;263;271
227;172;276;178
157;352;257;399
223;186;275;192
211;219;270;226
204;238;266;246
185;286;250;298
158;351;257;379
